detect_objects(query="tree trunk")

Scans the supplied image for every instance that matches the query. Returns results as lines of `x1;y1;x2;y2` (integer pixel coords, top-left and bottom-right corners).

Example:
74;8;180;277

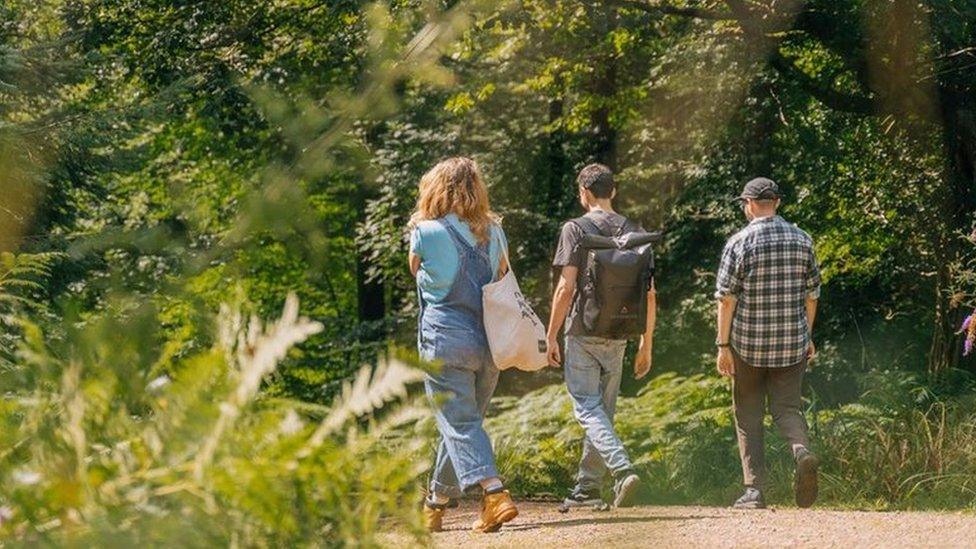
356;257;385;323
355;184;386;325
928;93;976;374
591;4;619;169
545;96;569;219
929;262;959;374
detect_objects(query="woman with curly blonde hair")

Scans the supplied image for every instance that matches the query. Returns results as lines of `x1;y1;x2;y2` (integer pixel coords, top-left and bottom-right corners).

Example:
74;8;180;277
408;157;518;533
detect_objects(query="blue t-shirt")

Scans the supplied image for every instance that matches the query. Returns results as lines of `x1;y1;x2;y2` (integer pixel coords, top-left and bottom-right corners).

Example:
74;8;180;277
411;213;508;303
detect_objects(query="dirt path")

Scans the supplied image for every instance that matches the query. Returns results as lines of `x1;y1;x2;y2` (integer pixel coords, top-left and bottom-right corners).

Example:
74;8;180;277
430;501;976;548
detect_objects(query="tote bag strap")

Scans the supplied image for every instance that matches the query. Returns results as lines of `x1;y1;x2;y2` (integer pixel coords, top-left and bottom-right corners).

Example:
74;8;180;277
492;226;512;282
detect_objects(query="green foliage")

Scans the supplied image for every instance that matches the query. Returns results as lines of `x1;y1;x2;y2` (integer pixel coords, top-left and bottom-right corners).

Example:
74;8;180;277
0;295;429;546
812;371;976;509
490;374;739;503
0;0;975;540
1;2;471;543
491;372;976;510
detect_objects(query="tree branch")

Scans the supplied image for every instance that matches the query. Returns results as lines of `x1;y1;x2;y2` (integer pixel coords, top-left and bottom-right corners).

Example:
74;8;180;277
722;0;755;26
607;0;733;21
718;1;876;115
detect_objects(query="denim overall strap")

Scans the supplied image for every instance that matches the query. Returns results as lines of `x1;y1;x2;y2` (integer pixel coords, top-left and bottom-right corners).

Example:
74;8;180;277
416;219;493;361
436;219;492;331
440;220;492;274
416;283;427;352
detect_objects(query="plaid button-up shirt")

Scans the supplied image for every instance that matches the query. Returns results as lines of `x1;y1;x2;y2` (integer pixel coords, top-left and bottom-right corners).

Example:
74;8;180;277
715;215;822;368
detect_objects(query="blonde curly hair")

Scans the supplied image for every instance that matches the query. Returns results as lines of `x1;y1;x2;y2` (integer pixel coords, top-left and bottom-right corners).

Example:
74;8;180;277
409;157;499;243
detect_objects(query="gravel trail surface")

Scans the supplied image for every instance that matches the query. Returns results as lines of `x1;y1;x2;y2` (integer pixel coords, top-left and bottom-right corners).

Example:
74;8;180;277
430;501;976;548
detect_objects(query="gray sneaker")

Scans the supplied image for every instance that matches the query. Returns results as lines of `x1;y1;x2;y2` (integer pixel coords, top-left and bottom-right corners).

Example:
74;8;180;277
733;487;766;509
559;488;603;512
612;472;642;508
795;448;820;508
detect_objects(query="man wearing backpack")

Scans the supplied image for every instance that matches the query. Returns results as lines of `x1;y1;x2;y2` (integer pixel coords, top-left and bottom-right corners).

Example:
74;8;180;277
715;177;822;510
546;163;657;509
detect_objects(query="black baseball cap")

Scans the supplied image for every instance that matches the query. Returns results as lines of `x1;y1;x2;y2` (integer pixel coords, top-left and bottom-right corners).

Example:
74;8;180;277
735;177;781;201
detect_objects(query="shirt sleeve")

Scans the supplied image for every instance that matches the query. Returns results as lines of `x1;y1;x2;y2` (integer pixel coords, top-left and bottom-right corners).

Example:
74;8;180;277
552;221;584;268
805;244;822;299
410;226;423;257
715;240;745;299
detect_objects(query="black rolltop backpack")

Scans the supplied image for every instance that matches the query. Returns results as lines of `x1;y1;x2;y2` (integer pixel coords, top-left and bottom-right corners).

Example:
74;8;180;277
573;216;660;339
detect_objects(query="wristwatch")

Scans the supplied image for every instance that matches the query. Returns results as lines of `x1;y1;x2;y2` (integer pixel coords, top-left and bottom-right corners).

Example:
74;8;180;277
715;340;731;348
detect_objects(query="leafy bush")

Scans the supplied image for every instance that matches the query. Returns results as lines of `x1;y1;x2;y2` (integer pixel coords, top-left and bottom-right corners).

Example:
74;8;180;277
490;373;740;504
491;372;976;510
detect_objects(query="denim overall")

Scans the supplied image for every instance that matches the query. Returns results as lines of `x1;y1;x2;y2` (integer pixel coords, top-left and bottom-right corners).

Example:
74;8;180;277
418;219;499;497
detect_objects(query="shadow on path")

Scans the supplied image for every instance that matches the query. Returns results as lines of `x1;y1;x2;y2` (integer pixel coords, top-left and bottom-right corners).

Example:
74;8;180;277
507;514;724;532
442;512;726;533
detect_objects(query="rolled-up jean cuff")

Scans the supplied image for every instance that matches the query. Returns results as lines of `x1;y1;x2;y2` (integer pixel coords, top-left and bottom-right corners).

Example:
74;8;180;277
456;464;498;491
430;479;464;499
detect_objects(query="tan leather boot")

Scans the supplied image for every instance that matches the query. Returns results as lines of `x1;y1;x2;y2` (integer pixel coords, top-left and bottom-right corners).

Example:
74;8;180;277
471;490;518;533
423;503;445;532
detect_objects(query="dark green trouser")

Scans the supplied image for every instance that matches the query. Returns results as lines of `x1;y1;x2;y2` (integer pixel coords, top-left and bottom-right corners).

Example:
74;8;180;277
732;353;810;489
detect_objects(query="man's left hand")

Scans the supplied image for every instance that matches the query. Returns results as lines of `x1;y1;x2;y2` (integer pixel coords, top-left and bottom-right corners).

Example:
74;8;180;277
546;337;562;367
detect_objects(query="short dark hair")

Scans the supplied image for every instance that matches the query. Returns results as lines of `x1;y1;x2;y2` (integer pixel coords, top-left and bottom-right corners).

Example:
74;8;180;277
577;163;615;199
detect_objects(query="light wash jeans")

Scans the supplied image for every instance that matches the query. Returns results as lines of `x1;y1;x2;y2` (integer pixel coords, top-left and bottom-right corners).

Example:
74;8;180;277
564;335;632;493
424;350;500;498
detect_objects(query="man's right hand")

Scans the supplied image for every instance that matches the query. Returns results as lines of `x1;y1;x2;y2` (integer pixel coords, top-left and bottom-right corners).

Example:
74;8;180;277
546;337;562;367
716;347;735;378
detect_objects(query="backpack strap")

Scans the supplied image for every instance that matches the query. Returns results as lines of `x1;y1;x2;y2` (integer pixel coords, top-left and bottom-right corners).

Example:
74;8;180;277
572;214;628;238
572;215;606;237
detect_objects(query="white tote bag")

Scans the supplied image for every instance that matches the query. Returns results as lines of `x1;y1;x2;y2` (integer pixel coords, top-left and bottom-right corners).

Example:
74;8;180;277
482;252;548;371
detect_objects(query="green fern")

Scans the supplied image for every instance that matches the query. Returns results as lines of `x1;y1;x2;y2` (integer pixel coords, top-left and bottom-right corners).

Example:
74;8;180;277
0;293;428;546
0;252;59;306
0;251;61;365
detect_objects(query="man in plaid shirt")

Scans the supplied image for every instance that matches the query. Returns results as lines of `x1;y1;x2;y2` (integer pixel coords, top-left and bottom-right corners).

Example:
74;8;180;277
715;177;822;510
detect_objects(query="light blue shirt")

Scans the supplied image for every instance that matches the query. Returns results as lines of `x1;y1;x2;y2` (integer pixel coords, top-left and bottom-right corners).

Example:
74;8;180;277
411;214;508;303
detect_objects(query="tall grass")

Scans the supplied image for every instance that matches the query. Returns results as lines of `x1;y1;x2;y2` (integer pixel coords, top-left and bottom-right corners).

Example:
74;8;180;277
815;397;976;508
